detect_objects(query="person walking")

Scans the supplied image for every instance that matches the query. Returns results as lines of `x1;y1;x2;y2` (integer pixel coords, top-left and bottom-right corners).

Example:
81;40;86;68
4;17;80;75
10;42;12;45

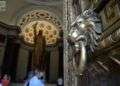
29;70;45;86
24;70;34;86
57;77;63;86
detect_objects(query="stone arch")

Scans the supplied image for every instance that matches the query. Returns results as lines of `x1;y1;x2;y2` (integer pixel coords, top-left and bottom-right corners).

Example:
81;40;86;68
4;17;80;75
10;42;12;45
17;10;62;46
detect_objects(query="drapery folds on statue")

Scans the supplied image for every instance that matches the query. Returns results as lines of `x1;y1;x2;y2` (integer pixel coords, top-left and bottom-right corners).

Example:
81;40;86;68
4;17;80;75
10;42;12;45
32;22;46;71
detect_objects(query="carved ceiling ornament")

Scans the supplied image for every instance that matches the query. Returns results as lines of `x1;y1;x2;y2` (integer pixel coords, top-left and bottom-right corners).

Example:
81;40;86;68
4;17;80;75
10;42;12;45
17;10;62;29
17;10;62;46
22;21;59;45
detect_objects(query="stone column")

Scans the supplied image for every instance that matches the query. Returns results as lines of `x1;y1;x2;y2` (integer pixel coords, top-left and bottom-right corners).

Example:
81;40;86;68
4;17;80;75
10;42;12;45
16;47;29;81
63;0;77;86
0;46;5;67
63;0;70;86
63;0;72;86
49;47;59;82
0;35;7;69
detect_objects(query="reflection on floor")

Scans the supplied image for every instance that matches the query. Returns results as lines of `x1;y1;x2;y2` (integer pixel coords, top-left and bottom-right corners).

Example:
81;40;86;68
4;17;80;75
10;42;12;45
11;83;56;86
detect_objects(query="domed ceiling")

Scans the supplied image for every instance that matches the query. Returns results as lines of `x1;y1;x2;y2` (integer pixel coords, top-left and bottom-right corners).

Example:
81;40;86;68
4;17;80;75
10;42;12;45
17;10;62;46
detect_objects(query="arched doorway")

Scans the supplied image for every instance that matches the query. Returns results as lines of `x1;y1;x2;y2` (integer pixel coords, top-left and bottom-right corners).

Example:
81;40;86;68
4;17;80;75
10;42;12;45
16;10;63;82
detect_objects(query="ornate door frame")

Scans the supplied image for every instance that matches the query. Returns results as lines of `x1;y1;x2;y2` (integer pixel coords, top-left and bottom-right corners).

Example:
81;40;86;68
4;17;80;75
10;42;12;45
63;0;77;86
63;0;88;86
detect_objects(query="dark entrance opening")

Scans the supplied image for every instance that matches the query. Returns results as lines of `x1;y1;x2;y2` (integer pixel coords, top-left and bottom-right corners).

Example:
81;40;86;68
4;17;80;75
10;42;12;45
2;37;20;81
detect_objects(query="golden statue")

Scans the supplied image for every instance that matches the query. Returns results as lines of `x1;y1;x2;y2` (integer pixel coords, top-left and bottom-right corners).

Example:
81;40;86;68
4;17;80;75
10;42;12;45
32;22;46;71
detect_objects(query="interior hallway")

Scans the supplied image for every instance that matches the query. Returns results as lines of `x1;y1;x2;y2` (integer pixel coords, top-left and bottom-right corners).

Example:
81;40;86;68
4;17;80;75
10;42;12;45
0;0;120;86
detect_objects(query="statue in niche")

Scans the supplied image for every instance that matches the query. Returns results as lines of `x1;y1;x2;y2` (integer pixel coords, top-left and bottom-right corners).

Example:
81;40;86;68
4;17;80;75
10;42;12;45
32;22;46;71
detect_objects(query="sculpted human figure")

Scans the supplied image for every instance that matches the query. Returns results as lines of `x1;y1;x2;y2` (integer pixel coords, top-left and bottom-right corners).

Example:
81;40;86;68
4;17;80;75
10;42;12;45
32;22;46;71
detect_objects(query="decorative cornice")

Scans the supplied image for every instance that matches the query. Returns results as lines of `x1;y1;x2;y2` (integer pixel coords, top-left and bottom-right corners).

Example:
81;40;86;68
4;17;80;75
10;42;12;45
0;21;21;35
98;27;120;49
100;19;120;40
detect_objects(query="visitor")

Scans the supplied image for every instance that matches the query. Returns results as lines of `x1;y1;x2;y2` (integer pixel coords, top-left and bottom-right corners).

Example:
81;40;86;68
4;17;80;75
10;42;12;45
2;74;10;86
0;74;2;86
39;70;45;84
29;70;45;86
57;77;63;86
39;76;45;84
24;70;34;86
